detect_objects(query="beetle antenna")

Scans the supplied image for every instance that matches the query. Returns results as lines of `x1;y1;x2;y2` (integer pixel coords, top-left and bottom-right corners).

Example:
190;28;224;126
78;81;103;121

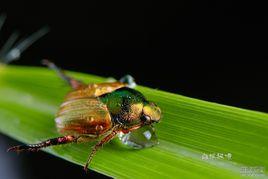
2;26;50;63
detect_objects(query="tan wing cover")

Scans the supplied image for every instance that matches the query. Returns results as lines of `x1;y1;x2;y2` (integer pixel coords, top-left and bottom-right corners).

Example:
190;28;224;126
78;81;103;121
65;82;126;100
55;98;112;136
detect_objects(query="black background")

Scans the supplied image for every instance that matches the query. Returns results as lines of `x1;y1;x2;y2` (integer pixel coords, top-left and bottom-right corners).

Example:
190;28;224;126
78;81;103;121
1;1;267;179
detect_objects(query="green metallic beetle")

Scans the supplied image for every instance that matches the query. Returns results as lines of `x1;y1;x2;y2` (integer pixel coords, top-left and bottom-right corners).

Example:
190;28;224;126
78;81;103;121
8;60;162;171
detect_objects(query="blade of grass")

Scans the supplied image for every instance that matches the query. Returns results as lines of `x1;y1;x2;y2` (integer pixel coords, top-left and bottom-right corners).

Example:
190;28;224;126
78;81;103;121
0;65;268;178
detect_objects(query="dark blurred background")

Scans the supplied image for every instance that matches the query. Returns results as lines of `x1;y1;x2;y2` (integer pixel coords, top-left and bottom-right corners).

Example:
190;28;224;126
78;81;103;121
1;1;267;179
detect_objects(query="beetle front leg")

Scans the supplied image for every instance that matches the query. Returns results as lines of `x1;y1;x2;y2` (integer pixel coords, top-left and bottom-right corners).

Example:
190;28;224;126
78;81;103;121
7;135;77;153
42;59;86;90
84;130;118;172
119;75;137;88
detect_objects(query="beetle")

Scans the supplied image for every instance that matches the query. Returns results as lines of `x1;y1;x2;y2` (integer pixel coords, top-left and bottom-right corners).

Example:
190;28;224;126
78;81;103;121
8;60;162;171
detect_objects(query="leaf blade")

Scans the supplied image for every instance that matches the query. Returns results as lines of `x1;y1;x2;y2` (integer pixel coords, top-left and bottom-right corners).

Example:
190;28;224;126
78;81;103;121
0;65;267;178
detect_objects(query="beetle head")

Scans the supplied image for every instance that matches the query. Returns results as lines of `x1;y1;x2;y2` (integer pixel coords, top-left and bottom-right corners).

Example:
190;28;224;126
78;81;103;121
141;102;161;125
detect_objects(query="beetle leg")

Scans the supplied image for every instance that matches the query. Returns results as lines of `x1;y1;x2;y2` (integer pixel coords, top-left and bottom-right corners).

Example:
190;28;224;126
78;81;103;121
7;135;77;153
84;130;118;172
121;125;141;134
119;75;137;88
42;59;86;89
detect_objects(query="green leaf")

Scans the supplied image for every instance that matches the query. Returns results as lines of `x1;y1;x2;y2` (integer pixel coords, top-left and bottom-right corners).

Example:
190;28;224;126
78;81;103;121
0;65;268;178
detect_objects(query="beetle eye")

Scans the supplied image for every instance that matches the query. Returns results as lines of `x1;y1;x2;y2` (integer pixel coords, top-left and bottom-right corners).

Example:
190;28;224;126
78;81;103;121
141;115;151;123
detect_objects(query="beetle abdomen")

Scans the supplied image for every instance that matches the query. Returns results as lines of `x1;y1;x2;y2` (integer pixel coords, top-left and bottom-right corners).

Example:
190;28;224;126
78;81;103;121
55;98;112;136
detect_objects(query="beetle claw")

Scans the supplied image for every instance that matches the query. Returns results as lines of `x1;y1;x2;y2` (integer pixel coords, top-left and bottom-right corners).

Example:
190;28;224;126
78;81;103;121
83;165;89;173
7;146;15;152
7;145;22;153
119;75;137;88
